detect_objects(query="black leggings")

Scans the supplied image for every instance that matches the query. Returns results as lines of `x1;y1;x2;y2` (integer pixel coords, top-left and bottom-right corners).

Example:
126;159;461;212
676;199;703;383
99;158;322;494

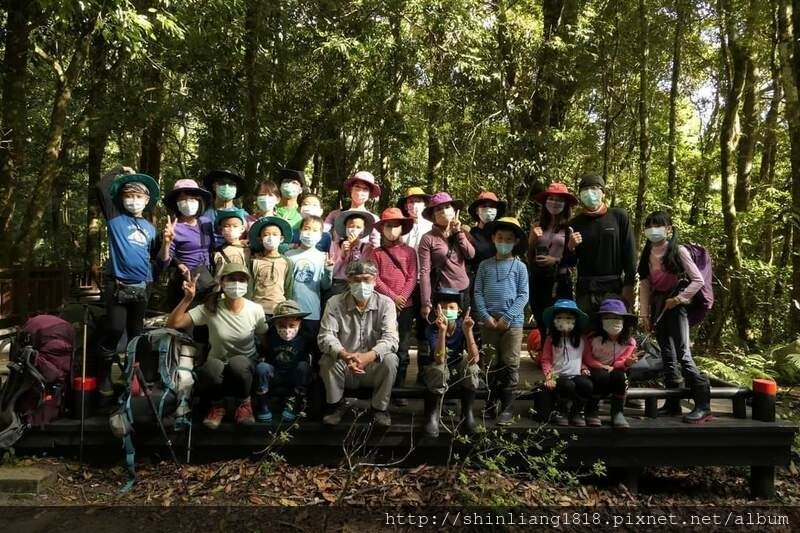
589;367;628;397
100;279;147;356
555;375;593;402
529;272;573;347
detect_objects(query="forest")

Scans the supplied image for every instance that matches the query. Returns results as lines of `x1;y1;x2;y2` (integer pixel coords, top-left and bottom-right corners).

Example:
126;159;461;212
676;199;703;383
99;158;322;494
1;0;799;381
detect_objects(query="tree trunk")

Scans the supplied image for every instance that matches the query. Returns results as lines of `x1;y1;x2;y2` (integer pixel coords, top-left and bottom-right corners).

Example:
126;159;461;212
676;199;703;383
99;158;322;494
734;55;758;212
761;3;782;263
634;0;650;242
0;0;34;255
666;0;685;202
689;93;719;226
137;0;165;182
243;0;262;199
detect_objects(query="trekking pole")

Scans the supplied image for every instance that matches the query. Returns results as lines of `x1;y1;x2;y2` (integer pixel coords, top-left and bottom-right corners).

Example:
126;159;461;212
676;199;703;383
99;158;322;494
79;303;89;464
133;365;181;467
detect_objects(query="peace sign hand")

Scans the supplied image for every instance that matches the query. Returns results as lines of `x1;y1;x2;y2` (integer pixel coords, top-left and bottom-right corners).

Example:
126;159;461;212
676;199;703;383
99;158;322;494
462;306;474;331
435;303;448;332
450;210;462;233
164;215;178;245
182;272;200;300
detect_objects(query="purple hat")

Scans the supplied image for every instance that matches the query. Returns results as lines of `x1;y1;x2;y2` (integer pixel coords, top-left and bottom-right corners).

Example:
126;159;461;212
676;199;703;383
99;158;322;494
163;179;212;215
421;192;465;222
597;298;637;320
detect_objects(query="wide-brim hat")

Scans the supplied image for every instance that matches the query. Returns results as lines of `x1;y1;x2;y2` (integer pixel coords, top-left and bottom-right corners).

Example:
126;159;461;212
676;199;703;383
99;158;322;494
542;299;589;332
333;209;375;240
202;169;246;198
214;208;247;229
468;191;507;221
396;186;431;215
110;173;160;211
163;179;212;215
597;298;637;322
422;192;465;221
277;168;306;189
534;182;578;206
249;216;293;252
374;207;413;235
219;262;251;280
485;216;526;241
269;299;309;322
343;170;381;198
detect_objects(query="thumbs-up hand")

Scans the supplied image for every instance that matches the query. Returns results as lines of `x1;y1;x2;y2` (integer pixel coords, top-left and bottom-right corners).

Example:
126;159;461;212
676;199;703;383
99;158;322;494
567;227;582;251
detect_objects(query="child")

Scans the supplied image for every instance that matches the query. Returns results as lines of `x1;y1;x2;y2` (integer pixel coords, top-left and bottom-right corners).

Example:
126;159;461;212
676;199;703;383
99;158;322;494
254;300;312;423
539;299;593;426
422;289;480;437
583;298;638;428
329;210;374;295
323;170;381;246
473;216;529;425
372;208;418;395
291;193;332;252
248;216;295;318
638;210;712;424
213;209;250;274
202;169;248;247
249;181;280;223
275;168;305;232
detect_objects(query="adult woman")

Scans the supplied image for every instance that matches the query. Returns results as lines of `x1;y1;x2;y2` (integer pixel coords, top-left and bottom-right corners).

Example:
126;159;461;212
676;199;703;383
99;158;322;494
467;191;506;272
166;263;268;429
528;183;577;344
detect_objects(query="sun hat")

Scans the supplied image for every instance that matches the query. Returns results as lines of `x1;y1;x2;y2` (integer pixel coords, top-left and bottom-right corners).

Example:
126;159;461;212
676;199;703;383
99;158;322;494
333;209;376;240
542;299;590;332
374;207;413;235
485;216;526;241
248;216;293;252
110;172;160;211
421;192;465;222
269;299;310;321
163;179;212;215
534;182;578;206
219;262;251;280
214;208;247;229
467;191;507;221
343;170;381;198
277;168;306;189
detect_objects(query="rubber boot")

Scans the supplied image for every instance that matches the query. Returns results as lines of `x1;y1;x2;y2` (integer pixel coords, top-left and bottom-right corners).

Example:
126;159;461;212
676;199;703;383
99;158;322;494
483;388;498;419
569;397;586;427
657;396;682;417
554;397;569;426
496;389;515;426
460;389;477;434
684;384;713;424
584;397;601;427
611;396;630;429
424;392;443;437
97;350;116;407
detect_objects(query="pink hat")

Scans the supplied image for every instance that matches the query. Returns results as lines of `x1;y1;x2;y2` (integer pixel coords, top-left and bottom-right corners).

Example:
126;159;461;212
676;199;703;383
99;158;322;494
343;171;381;198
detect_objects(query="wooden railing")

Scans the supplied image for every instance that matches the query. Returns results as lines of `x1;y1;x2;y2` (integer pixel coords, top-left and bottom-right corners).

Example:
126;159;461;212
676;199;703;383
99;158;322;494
0;268;70;325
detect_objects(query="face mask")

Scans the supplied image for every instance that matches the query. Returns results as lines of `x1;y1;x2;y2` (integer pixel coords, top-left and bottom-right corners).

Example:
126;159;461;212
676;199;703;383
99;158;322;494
644;226;667;243
280;182;301;199
408;202;425;217
349;281;375;301
495;242;514;256
177;199;199;217
221;226;245;242
602;318;624;336
554;317;575;333
300;205;323;217
223;281;248;300
257;195;278;212
383;226;402;241
444;309;458;322
436;207;455;224
299;231;322;248
346;227;362;240
123;198;147;216
477;207;497;223
353;190;370;204
545;198;565;215
262;235;281;250
579;189;602;210
277;325;300;341
216;184;237;201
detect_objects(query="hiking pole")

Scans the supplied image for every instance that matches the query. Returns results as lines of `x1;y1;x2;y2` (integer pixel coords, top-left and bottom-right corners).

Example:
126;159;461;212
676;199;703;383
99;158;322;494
79;303;89;465
133;365;181;468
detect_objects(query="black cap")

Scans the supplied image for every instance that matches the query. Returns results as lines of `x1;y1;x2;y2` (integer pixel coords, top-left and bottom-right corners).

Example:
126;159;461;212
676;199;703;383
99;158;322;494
277;168;306;188
578;173;605;190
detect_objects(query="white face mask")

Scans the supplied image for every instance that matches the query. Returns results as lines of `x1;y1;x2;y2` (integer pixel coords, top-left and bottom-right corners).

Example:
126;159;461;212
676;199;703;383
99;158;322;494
352;190;370;204
221;226;245;242
602;318;624;336
545;198;565;215
408;202;425;218
644;226;667;243
223;281;248;299
257;195;278;212
299;230;322;248
300;205;323;218
346;227;363;240
349;281;375;301
435;206;455;225
277;325;300;341
177;199;199;217
554;317;576;333
383;225;402;241
477;207;497;223
262;235;281;250
123;198;147;216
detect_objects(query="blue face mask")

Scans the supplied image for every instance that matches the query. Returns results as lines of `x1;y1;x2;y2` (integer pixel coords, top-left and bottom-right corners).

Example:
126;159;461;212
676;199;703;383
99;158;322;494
349;281;375;301
580;188;602;210
216;184;237;201
495;242;514;256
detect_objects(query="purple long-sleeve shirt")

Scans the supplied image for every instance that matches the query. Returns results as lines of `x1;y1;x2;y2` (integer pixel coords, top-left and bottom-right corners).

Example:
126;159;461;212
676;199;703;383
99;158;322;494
159;216;214;271
418;226;475;308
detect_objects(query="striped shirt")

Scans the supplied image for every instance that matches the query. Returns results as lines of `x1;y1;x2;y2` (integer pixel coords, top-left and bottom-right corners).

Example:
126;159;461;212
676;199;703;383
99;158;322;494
371;243;418;307
473;256;529;327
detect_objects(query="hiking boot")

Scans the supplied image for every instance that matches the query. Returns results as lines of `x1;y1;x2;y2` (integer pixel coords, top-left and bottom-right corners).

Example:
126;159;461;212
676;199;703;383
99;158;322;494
460;390;477;434
569;397;586;426
255;395;272;423
658;397;682;417
372;409;392;427
611;396;630;429
584;398;602;427
423;392;443;437
322;401;347;425
684;384;713;424
496;389;514;426
234;399;256;425
554;414;569;426
203;403;226;430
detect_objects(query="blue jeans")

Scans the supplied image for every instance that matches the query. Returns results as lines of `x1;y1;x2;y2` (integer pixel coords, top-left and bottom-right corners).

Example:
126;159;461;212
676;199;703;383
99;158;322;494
255;360;311;395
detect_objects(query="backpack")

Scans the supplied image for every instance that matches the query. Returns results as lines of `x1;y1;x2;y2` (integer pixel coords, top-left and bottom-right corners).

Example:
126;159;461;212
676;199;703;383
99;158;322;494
0;315;74;449
109;328;199;491
679;244;714;326
628;334;664;383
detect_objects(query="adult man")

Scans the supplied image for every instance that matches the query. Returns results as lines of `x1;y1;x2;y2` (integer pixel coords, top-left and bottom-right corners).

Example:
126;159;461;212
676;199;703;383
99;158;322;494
566;173;636;315
318;260;399;426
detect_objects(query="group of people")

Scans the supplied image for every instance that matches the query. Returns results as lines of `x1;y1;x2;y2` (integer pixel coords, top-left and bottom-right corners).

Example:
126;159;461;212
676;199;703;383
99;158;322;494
96;166;713;436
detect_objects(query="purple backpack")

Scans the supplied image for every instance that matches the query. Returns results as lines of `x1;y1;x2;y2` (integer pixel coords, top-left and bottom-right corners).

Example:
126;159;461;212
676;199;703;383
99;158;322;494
681;244;714;326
